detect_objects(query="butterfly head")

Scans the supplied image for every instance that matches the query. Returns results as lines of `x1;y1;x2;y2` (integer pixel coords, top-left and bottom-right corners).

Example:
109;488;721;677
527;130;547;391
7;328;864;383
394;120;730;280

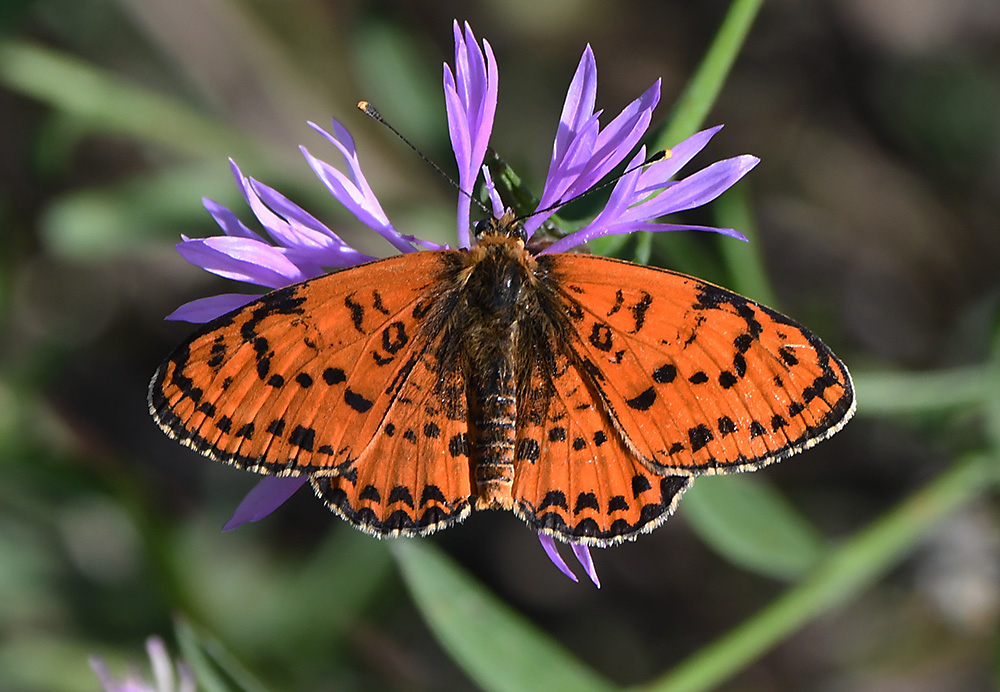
473;211;526;245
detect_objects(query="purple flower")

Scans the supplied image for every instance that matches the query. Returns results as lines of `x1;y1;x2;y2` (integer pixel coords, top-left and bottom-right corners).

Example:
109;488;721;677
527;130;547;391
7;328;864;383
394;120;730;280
169;20;757;584
90;637;195;692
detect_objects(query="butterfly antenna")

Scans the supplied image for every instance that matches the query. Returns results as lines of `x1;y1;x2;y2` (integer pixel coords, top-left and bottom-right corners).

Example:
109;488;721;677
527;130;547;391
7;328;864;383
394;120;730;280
357;101;490;214
514;149;668;223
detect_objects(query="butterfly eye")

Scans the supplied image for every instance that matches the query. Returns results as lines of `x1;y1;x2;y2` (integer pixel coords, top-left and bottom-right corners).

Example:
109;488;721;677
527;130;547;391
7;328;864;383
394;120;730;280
473;218;494;240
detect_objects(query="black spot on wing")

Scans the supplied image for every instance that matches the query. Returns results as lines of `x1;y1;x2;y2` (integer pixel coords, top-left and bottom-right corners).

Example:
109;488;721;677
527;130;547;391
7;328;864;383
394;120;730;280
631;474;652;498
388;485;415;508
419;485;447;506
626;387;656;411
574;492;600;514
539;490;568;511
653;364;677;383
289;425;315;451
688;424;713;452
344;294;365;333
323;367;346;385
344;388;374;413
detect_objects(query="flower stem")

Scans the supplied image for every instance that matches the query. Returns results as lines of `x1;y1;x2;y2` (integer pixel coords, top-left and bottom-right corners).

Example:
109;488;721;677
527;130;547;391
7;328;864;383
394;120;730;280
657;0;765;148
634;453;997;692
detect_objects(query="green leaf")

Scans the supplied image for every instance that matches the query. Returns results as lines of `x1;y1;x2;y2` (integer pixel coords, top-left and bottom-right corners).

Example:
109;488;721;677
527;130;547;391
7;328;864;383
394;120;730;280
643;454;997;692
174;618;274;692
682;475;826;581
39;164;241;259
393;540;615;692
0;40;255;163
853;366;991;416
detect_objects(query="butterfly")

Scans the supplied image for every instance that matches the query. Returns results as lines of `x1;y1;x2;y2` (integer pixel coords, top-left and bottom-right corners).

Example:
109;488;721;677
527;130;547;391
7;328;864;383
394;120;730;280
148;211;855;546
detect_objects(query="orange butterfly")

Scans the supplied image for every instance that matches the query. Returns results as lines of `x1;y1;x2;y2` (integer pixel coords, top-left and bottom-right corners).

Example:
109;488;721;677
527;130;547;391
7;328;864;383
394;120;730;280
149;22;854;581
150;210;853;544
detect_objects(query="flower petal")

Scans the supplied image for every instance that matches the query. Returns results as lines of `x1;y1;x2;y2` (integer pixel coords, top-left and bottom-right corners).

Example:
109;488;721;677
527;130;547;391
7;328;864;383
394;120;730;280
304;120;418;254
629;155;760;218
203;197;265;242
165;293;259;323
444;20;498;247
636;125;724;188
553;44;598;161
481;165;505;218
538;533;578;582
176;236;314;288
571;543;601;588
540;146;757;254
147;637;174;692
526;44;660;235
222;475;309;531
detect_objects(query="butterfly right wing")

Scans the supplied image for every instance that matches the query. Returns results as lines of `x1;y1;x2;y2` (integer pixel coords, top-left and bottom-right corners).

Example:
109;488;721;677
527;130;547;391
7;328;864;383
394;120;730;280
149;250;474;536
511;344;691;546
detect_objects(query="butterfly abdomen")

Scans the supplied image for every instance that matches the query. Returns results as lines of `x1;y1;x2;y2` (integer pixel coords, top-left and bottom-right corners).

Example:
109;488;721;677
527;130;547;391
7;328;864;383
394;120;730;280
459;233;537;511
471;359;517;510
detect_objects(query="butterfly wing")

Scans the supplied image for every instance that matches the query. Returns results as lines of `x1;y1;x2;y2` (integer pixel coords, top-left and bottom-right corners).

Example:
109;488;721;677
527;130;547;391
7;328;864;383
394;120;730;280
537;253;855;476
511;344;691;545
149;250;474;536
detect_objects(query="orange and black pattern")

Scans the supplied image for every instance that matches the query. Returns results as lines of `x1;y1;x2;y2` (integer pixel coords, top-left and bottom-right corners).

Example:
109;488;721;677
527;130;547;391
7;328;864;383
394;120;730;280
150;214;854;545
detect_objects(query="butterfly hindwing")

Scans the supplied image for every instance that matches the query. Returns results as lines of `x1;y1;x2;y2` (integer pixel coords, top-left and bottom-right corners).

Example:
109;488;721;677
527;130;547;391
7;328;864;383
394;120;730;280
310;332;474;536
539;254;855;475
511;347;691;545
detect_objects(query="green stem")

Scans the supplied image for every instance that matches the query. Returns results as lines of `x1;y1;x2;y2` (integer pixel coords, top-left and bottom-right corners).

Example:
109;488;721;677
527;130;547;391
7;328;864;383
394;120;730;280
656;0;765;148
635;453;997;692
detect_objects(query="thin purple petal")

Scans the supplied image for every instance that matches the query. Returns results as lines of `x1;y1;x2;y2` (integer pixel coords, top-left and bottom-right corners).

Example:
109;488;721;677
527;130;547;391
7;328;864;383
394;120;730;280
222;476;309;531
540;146;757;254
165;293;259;323
203;198;266;241
636;125;724;187
147;637;174;692
444;20;498;247
539;533;578;582
481;165;505;218
526;44;660;235
629;155;760;218
232;161;349;255
304;120;418;254
554;44;598;156
175;236;313;288
571;543;601;588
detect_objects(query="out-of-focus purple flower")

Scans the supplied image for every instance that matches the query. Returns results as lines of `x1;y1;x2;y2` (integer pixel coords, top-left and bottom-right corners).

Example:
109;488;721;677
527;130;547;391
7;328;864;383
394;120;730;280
90;637;195;692
167;19;757;585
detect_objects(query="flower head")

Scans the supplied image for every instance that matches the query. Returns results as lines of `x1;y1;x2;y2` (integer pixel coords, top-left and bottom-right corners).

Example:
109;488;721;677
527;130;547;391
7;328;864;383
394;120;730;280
90;637;195;692
170;20;757;584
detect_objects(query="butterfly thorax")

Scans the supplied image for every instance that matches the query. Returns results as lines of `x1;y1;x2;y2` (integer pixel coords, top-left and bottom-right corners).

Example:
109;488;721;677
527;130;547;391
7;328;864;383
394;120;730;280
458;218;541;510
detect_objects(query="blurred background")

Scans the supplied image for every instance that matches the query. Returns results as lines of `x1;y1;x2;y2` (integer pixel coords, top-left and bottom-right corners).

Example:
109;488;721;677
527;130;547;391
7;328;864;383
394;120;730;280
1;0;999;690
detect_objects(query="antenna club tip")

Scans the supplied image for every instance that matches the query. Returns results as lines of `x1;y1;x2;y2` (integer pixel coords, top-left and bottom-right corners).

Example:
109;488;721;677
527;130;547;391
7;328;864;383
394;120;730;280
646;149;671;164
357;100;370;111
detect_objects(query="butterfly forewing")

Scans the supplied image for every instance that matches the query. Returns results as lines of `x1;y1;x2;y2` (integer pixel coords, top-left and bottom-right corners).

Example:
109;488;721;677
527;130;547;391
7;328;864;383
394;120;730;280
540;254;855;475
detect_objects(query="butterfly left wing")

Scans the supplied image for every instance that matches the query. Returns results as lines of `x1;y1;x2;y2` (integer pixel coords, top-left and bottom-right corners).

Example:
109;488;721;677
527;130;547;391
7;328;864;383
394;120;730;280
536;253;855;476
149;250;474;536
